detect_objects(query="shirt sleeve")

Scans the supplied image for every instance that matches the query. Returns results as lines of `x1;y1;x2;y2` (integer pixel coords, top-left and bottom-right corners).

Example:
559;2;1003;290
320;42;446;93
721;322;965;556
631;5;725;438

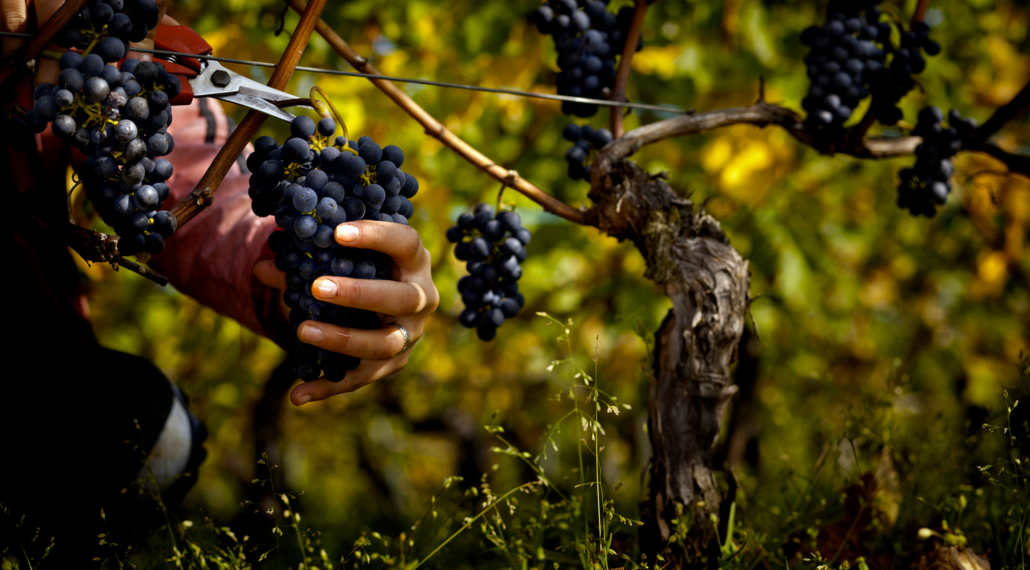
148;99;291;345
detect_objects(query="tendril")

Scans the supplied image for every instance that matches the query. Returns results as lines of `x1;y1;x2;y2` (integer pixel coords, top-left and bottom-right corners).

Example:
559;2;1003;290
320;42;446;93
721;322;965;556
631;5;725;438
309;86;348;142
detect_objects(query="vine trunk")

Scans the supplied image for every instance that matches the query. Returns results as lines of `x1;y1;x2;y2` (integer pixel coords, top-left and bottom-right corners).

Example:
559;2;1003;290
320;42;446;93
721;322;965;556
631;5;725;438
588;161;750;566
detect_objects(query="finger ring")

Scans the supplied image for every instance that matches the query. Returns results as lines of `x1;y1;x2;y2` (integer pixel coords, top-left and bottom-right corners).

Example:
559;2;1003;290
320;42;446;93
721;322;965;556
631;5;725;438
388;323;411;356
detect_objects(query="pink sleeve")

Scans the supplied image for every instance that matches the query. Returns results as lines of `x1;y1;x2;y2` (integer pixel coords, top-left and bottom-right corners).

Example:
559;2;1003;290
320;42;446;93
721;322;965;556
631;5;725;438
149;99;289;344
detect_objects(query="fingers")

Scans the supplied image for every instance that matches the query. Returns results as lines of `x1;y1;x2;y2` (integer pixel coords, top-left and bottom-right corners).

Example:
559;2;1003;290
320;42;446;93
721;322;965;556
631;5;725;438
254;259;287;290
296;320;416;361
290;355;407;405
312;276;428;317
257;260;431;318
334;221;429;270
1;0;28;57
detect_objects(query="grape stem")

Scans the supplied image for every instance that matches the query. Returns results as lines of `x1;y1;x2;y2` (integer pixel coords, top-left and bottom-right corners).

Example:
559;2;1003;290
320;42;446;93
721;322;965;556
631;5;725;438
848;107;879;144
80;24;108;58
112;256;169;286
496;171;519;212
80;34;101;58
609;0;650;139
911;0;931;26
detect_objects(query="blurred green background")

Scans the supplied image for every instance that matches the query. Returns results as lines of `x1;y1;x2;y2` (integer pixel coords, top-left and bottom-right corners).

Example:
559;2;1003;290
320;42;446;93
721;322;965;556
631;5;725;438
66;0;1029;566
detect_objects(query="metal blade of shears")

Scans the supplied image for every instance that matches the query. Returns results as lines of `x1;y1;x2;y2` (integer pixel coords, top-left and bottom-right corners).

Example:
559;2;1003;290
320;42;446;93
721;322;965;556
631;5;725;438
189;60;313;123
218;92;298;123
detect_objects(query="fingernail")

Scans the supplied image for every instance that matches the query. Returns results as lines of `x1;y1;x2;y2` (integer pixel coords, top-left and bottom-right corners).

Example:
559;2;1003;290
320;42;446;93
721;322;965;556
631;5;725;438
297;394;312;405
313;279;337;298
299;324;323;343
336;224;359;242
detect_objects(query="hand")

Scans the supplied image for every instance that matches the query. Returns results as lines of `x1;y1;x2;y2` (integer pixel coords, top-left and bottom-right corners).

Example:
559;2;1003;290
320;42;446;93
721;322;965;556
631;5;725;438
1;0;173;85
254;221;440;406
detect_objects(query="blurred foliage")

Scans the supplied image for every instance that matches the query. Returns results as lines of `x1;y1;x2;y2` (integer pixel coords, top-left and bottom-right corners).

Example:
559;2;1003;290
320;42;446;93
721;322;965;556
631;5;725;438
14;0;1030;567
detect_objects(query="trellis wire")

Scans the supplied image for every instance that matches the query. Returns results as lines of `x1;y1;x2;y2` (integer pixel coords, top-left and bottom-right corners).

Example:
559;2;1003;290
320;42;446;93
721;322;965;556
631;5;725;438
0;30;685;115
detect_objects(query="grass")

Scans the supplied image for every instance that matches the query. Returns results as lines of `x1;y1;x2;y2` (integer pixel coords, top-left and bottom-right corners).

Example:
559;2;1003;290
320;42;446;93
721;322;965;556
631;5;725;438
2;325;1027;570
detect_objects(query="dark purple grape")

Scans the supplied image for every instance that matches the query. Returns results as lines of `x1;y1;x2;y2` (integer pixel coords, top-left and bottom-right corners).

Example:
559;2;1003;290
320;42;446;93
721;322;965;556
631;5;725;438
291;115;316;139
95;37;127;62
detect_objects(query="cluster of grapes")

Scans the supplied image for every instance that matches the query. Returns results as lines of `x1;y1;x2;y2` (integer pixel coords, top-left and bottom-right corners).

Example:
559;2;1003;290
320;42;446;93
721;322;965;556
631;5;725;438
249;115;419;381
897;106;975;217
57;0;161;64
800;2;938;132
530;0;640;118
867;21;940;125
800;6;881;130
562;123;612;181
32;55;180;254
447;204;530;341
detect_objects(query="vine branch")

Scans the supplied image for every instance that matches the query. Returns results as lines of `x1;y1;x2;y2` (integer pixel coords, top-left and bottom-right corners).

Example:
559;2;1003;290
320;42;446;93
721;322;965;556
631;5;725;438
911;0;932;26
12;192;168;285
609;0;649;139
168;0;330;229
965;140;1030;177
592;102;914;180
592;98;1030;182
287;0;587;225
0;0;90;86
975;79;1030;141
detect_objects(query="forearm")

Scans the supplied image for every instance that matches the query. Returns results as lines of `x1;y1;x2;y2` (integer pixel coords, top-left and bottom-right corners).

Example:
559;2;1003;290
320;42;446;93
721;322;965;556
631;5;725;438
148;100;290;344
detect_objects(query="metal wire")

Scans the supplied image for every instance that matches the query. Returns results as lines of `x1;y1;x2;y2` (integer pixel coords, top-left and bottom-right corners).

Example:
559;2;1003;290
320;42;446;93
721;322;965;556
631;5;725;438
0;30;685;114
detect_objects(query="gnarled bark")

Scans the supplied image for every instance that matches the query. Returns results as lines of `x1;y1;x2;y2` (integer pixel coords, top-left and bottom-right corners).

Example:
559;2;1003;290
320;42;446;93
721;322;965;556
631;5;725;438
588;161;750;566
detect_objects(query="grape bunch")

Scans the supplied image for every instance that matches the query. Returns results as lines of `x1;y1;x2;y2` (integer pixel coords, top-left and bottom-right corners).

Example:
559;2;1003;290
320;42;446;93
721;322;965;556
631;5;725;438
866;21;940;125
31;55;180;255
530;0;641;118
562;123;612;181
447;204;530;341
800;2;938;133
57;0;162;64
248;115;420;381
897;106;975;217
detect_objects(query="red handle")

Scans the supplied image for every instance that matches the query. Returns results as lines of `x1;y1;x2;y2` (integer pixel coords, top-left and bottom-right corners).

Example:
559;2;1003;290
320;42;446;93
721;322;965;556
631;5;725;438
154;25;212;72
153;25;213;106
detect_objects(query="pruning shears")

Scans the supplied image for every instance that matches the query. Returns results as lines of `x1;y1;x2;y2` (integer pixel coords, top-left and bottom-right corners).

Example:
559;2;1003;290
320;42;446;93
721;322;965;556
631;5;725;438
153;25;308;123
